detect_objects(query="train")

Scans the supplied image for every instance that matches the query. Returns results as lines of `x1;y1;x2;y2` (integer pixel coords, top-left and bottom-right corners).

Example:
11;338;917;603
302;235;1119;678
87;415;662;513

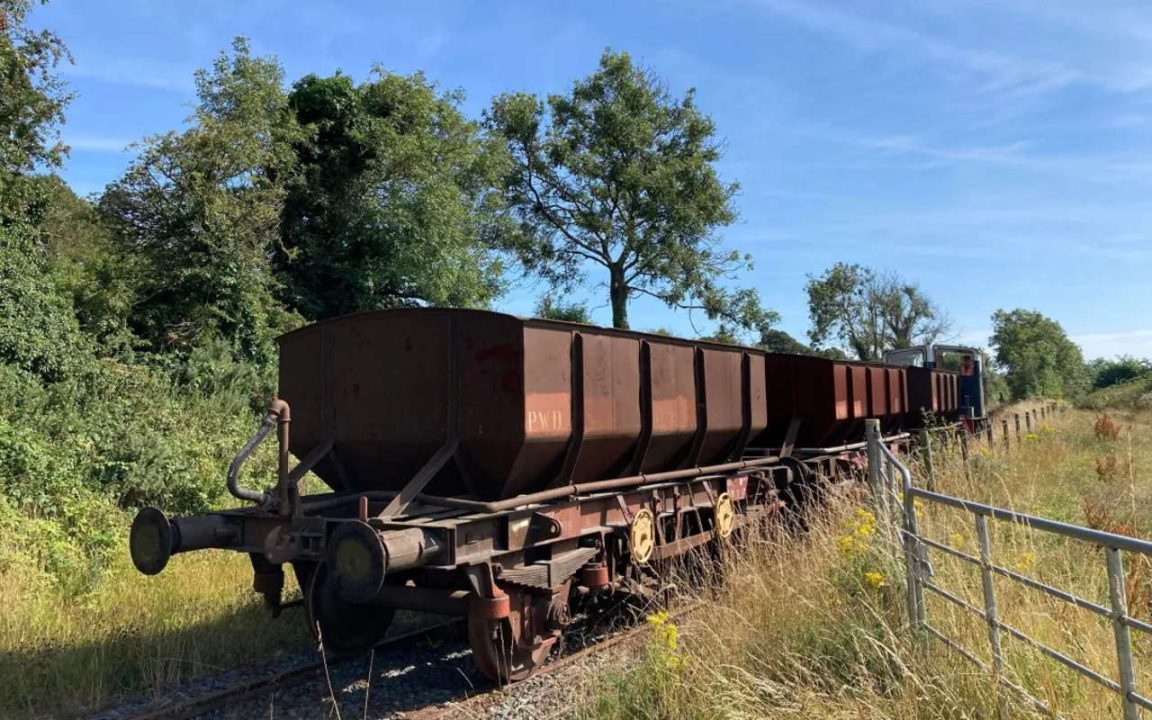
128;308;985;681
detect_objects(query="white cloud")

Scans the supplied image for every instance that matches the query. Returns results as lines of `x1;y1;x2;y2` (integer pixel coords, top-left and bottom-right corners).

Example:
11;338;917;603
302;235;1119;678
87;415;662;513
61;51;195;92
1071;329;1152;361
846;133;1036;167
65;136;133;153
955;328;992;349
750;0;1152;98
797;126;1152;187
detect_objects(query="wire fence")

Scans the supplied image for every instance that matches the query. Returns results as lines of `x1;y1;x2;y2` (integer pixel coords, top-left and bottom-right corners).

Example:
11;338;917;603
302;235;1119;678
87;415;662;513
865;413;1150;719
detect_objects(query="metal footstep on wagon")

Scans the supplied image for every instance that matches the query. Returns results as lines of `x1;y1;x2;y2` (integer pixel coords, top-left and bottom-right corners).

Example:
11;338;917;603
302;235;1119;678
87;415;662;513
866;419;1151;720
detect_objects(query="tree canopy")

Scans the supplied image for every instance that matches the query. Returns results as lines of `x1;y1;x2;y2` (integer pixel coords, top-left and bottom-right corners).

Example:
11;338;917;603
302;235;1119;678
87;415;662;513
758;328;814;355
534;296;591;323
100;38;299;363
0;0;72;224
277;70;508;320
485;50;774;333
989;308;1087;399
806;262;949;361
100;40;515;362
1088;355;1150;390
0;1;88;382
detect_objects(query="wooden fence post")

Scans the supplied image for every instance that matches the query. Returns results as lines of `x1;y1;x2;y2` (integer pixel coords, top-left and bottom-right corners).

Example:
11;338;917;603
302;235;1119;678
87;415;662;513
918;429;936;491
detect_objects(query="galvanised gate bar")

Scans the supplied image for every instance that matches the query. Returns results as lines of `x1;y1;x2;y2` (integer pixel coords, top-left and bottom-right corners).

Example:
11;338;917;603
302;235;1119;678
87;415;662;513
867;416;1148;720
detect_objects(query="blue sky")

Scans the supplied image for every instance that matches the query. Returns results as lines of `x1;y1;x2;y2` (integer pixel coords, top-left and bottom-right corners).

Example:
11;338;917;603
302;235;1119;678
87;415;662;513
30;0;1152;359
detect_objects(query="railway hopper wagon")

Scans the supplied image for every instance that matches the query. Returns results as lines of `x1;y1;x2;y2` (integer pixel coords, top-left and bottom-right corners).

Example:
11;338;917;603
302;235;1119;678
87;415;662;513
129;309;935;681
907;366;963;420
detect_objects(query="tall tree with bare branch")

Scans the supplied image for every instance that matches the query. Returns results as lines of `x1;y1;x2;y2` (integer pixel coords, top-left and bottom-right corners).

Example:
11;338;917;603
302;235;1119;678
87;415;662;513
806;262;949;361
485;50;774;332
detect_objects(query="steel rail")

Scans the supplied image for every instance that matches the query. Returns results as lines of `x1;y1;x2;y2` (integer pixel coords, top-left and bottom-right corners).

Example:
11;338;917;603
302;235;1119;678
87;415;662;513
117;599;708;720
408;600;707;720
117;619;464;720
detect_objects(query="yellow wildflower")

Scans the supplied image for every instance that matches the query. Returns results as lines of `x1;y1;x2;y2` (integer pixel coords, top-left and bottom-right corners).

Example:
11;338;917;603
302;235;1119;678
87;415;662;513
646;610;682;670
863;571;886;588
646;610;669;626
837;508;880;556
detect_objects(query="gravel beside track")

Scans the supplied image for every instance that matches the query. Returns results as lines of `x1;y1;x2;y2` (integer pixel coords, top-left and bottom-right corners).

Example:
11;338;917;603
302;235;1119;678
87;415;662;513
418;600;703;720
416;617;656;720
88;613;476;720
92;598;693;720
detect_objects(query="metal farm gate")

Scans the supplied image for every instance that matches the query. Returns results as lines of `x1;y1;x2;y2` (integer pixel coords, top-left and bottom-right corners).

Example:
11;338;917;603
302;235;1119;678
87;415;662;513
865;418;1152;719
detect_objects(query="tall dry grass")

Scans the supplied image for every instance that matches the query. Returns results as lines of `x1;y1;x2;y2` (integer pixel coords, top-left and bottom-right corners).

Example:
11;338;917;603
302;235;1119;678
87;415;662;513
5;407;1148;719
580;407;1152;719
0;546;310;718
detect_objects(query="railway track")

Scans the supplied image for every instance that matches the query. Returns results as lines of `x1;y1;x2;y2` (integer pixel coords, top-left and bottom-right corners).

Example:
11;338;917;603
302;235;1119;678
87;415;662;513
405;600;705;720
119;619;466;720
117;600;703;720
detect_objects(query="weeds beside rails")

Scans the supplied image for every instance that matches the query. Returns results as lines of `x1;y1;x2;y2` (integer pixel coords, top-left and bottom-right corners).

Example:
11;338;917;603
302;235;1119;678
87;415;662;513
578;408;1152;720
0;548;311;719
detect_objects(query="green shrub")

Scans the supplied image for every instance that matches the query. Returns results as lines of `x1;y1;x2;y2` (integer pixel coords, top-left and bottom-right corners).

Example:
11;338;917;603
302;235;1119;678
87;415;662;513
1090;355;1151;390
1080;374;1152;410
0;224;91;382
0;346;278;590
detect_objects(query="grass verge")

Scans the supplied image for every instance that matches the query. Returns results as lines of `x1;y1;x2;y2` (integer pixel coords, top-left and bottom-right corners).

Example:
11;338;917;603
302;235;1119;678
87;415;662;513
579;407;1152;719
1;542;309;719
6;406;1148;719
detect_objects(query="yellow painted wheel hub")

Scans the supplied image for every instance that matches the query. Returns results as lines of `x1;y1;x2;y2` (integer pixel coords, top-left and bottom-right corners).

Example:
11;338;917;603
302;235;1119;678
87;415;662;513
714;493;735;540
630;508;655;564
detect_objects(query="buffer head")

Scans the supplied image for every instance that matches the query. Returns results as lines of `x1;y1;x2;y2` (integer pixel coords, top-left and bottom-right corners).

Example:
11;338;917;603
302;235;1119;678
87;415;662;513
130;506;173;576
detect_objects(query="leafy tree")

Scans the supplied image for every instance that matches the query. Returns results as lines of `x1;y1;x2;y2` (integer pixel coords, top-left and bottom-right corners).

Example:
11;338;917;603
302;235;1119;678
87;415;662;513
806;262;948;361
0;0;72;224
982;367;1011;406
36;176;138;353
277;71;507;319
698;325;740;344
757;329;847;358
989;309;1087;399
1089;355;1150;389
486;50;774;332
534;296;591;323
0;1;88;382
0;223;88;381
757;328;813;355
100;38;300;364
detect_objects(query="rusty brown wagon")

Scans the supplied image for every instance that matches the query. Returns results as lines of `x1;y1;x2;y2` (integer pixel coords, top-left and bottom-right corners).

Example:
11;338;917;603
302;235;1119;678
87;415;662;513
129;309;951;681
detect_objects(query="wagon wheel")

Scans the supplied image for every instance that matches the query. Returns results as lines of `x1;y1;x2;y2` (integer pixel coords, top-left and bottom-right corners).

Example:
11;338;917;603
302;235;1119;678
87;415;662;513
468;589;562;683
703;493;738;581
777;457;813;508
303;562;395;655
776;457;820;531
